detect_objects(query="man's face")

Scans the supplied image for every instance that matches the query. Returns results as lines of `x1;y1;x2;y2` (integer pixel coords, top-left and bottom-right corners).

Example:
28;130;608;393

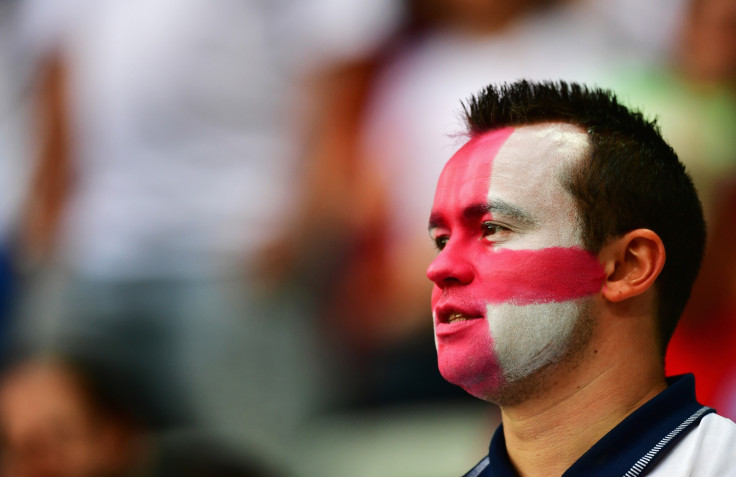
426;123;605;402
0;363;136;477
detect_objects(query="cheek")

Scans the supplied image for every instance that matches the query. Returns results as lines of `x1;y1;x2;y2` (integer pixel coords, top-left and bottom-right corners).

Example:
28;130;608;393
475;247;605;305
489;300;583;381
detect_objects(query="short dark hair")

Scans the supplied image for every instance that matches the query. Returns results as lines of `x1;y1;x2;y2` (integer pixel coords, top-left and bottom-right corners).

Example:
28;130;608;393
462;80;706;353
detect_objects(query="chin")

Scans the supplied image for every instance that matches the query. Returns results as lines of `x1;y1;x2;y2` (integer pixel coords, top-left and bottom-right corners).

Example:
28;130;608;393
457;369;506;402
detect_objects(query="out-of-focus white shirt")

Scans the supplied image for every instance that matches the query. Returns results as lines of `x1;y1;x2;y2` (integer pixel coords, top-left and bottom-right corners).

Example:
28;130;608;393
0;0;33;239
15;0;400;278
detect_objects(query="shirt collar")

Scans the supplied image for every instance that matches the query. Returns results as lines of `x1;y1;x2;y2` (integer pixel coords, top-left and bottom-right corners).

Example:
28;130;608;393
484;374;713;476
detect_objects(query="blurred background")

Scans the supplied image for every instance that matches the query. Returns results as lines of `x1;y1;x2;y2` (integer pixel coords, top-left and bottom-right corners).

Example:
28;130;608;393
0;0;734;475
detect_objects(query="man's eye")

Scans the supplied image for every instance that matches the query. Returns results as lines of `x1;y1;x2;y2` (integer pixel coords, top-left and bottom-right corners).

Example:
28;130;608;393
434;236;449;251
481;222;508;239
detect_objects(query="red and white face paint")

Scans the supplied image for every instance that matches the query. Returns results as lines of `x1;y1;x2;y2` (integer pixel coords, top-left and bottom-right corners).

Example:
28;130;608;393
427;124;605;400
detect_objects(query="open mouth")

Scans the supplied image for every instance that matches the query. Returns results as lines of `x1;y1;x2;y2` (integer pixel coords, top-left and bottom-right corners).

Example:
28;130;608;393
436;307;484;324
447;312;477;323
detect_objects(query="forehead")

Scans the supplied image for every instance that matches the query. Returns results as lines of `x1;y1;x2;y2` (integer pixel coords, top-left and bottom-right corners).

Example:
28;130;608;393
433;122;590;245
489;123;589;199
437;122;589;198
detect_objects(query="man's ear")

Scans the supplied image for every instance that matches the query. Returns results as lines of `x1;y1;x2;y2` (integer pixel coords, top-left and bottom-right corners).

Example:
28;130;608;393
598;229;666;303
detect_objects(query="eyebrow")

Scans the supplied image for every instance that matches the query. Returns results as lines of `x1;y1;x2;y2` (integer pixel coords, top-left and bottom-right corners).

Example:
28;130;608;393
470;198;537;225
428;198;537;231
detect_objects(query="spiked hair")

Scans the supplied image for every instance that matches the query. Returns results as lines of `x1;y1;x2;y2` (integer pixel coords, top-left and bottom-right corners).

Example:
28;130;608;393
462;80;705;353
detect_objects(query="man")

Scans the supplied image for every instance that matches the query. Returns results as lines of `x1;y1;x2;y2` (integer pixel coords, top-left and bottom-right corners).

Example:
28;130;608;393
426;80;736;476
0;356;148;477
0;353;279;477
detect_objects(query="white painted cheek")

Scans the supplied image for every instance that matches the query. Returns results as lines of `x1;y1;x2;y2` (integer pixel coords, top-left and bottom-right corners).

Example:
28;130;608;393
486;300;581;382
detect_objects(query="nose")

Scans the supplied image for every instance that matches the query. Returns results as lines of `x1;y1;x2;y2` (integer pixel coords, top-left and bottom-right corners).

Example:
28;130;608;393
426;245;474;287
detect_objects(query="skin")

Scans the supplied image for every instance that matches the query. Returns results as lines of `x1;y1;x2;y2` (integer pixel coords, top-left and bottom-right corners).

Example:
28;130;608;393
0;361;144;477
427;124;604;403
427;123;668;476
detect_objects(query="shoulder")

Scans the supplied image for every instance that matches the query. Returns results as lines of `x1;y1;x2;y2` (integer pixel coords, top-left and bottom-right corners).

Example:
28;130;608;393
649;413;736;476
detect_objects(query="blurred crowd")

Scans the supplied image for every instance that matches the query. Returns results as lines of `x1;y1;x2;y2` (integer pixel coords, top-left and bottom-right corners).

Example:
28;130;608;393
0;0;734;476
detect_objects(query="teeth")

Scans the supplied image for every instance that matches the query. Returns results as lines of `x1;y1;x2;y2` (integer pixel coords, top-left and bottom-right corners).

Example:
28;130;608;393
448;313;468;323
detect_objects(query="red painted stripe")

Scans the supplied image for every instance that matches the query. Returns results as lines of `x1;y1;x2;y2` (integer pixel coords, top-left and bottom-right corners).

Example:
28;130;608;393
477;246;605;305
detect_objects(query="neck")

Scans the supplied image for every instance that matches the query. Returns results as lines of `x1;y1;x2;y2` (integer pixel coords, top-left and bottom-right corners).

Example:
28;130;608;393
498;312;667;477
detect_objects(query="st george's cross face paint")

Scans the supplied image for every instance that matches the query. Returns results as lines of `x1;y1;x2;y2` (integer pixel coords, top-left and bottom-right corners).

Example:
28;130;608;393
426;123;606;401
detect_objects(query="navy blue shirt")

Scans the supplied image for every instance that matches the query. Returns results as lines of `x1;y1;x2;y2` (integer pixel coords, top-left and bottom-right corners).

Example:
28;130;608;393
463;375;713;477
